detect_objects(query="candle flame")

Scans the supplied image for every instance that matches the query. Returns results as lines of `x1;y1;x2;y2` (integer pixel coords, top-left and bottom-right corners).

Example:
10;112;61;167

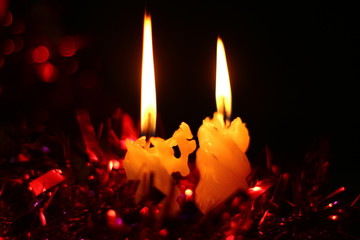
141;12;156;136
216;36;232;120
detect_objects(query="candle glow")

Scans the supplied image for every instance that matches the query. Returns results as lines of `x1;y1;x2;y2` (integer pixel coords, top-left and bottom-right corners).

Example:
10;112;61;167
141;12;156;136
216;37;232;121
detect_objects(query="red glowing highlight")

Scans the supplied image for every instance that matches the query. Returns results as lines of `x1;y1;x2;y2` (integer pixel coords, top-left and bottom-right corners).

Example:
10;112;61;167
247;178;273;199
140;207;149;215
76;109;104;162
37;62;57;82
159;229;168;237
107;209;116;218
121;113;139;145
350;194;360;207
323;186;346;203
39;208;47;226
107;209;122;228
329;215;338;221
225;235;235;240
29;169;65;196
59;36;78;57
32;46;50;63
17;153;29;162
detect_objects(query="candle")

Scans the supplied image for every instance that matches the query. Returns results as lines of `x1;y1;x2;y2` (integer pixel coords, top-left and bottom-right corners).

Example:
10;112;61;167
195;37;251;214
124;123;196;211
123;13;196;215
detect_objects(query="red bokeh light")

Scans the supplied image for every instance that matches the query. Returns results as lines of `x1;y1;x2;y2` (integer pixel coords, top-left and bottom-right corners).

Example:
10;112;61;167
63;58;78;75
1;39;15;55
1;10;11;26
225;235;234;240
37;62;57;83
140;207;149;215
159;229;168;237
0;0;8;20
59;36;78;57
32;46;50;63
107;209;116;218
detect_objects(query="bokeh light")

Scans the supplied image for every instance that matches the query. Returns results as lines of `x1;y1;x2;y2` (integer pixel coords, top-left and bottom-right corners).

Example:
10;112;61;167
32;45;50;63
37;62;57;82
58;36;78;57
1;39;15;55
0;10;11;26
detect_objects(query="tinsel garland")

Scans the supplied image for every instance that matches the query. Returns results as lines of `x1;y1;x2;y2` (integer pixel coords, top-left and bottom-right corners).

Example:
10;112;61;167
0;108;359;240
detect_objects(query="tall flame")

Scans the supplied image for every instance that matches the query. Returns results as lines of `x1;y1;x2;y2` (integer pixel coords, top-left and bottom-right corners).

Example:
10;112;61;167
141;13;156;136
216;36;232;120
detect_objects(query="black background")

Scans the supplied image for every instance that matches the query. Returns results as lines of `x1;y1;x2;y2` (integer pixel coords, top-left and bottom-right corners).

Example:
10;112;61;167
1;1;359;192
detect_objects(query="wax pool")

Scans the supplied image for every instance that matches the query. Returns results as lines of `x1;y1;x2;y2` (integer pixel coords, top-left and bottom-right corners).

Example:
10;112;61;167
195;112;251;214
123;122;196;215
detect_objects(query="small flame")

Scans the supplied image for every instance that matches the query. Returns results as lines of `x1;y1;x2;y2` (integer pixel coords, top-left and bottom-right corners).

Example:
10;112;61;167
216;36;232;120
141;12;156;136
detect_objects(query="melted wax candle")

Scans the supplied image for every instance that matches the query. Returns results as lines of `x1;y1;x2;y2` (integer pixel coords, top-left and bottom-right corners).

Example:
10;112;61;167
123;13;196;215
123;122;196;214
195;37;251;214
195;113;250;214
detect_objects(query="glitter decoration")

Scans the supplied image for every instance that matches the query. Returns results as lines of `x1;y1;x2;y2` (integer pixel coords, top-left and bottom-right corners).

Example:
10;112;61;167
0;109;359;239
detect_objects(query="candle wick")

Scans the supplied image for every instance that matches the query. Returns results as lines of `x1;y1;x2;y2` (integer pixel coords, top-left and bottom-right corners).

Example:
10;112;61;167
221;103;226;123
142;112;153;145
219;97;230;124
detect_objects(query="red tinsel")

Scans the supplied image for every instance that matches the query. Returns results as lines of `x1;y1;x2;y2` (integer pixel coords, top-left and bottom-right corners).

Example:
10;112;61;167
0;108;359;240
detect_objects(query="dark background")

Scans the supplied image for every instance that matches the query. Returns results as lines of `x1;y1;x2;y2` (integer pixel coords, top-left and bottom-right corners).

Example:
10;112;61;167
1;1;359;192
